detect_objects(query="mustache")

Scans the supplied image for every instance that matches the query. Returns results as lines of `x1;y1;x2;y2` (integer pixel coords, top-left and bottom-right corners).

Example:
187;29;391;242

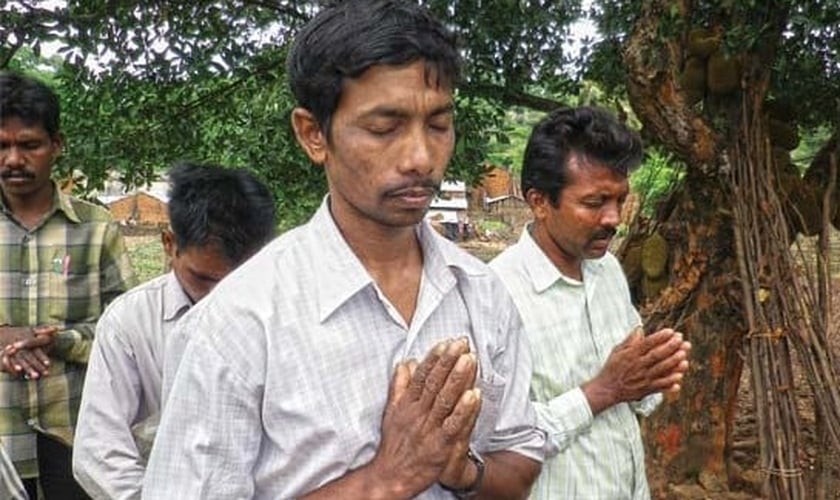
0;169;36;180
592;227;617;240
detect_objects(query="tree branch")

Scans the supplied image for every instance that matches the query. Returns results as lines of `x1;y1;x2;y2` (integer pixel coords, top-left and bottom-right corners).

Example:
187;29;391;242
459;82;566;112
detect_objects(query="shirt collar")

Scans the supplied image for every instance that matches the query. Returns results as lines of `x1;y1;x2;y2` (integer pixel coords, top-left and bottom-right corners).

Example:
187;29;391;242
310;196;489;322
54;185;82;224
518;223;606;293
162;271;193;321
0;182;81;224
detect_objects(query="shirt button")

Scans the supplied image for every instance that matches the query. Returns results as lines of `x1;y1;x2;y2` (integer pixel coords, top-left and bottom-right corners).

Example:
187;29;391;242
22;277;36;287
21;235;29;243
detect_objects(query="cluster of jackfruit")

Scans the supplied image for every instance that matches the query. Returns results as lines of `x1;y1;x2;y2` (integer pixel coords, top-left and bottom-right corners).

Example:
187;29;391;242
621;230;670;305
679;28;742;105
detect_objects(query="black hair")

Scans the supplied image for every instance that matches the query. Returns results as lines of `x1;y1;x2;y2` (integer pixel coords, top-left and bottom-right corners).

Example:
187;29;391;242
0;71;61;137
167;162;277;264
521;106;643;205
287;0;459;136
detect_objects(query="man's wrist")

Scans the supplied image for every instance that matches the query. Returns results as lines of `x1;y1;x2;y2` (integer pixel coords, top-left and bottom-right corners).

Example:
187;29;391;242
440;449;485;498
362;459;417;499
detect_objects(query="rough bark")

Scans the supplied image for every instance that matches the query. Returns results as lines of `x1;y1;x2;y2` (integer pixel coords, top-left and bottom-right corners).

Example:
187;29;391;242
622;0;802;497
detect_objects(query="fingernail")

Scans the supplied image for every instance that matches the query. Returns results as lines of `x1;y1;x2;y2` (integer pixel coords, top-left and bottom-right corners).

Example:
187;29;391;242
454;354;471;372
433;342;448;354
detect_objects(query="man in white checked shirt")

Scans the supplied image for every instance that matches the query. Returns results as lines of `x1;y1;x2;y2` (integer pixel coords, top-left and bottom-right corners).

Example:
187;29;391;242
143;1;546;498
491;107;692;499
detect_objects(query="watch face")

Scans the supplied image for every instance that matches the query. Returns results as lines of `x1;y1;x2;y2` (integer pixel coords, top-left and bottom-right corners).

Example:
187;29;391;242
467;448;485;466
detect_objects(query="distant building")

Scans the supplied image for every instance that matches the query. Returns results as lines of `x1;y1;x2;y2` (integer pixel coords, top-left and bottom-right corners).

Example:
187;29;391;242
99;189;169;228
427;180;469;224
470;164;519;210
426;181;469;241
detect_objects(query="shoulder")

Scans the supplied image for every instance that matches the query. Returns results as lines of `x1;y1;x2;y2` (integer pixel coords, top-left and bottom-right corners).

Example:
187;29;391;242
488;241;529;291
65;195;114;223
489;241;523;273
100;274;167;321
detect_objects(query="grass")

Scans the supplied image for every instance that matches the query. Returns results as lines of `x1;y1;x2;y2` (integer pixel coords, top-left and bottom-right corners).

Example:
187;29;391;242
125;235;167;284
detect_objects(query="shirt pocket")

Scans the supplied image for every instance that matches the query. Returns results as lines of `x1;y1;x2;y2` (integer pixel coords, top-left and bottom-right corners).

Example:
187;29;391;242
472;370;506;446
47;250;94;323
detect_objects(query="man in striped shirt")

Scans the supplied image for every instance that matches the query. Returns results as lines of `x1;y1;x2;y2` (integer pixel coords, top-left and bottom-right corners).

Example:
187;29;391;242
0;70;135;499
491;107;692;499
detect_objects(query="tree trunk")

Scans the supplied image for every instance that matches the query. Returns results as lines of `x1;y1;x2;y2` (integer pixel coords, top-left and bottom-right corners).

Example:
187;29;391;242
638;171;746;495
622;1;806;497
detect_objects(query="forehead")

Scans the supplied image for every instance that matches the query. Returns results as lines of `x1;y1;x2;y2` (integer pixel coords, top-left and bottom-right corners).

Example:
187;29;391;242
338;62;453;113
178;245;232;273
0;117;51;138
564;154;628;194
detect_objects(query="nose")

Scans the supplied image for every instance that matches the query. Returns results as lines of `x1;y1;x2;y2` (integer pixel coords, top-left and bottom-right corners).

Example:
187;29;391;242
1;145;25;167
601;201;622;228
397;126;434;176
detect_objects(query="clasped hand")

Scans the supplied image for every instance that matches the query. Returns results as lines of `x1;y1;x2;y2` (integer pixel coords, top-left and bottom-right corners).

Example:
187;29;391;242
0;325;58;379
370;337;482;497
585;327;692;414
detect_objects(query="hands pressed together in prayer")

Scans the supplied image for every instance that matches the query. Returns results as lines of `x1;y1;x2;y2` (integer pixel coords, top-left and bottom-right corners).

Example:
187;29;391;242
369;337;482;498
584;327;692;415
0;325;58;380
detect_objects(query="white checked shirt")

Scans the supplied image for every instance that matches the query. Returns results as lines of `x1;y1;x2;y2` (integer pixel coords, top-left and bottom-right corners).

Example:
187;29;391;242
143;200;545;499
74;272;192;500
491;226;660;500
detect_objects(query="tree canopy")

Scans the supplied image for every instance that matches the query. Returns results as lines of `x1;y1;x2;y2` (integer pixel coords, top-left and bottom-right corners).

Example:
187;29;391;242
2;0;586;226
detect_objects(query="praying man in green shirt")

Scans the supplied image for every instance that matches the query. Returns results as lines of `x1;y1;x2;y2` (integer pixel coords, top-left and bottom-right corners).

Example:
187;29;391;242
0;70;135;500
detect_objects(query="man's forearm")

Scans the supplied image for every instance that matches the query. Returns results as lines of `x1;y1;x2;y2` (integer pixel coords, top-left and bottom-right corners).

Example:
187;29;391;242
51;322;95;363
476;451;541;499
300;461;420;500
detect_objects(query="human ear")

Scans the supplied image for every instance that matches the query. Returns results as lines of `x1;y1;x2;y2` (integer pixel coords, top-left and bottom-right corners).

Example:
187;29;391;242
161;229;175;259
291;108;327;165
51;133;65;161
526;189;549;220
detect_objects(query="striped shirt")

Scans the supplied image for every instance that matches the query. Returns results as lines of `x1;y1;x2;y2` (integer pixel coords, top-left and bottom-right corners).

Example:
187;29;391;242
0;184;135;478
143;199;546;499
74;272;191;500
491;226;660;500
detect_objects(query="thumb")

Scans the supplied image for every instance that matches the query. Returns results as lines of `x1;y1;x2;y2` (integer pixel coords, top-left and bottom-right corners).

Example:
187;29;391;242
33;326;59;337
621;326;645;345
387;361;413;407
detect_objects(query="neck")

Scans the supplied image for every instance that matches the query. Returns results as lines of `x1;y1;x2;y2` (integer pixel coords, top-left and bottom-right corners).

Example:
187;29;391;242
340;217;422;273
329;203;425;326
2;184;55;229
529;223;583;281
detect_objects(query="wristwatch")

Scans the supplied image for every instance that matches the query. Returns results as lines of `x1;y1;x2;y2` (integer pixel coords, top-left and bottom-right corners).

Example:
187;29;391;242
440;448;486;498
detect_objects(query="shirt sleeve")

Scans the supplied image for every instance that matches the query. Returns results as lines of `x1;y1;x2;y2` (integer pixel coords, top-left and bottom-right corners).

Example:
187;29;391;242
532;386;594;455
52;223;136;364
73;311;145;500
629;392;662;416
481;293;547;462
143;319;263;499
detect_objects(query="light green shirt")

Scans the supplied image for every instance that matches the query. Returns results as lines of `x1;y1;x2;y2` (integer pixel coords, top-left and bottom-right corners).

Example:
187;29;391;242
491;226;660;500
0;184;135;478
